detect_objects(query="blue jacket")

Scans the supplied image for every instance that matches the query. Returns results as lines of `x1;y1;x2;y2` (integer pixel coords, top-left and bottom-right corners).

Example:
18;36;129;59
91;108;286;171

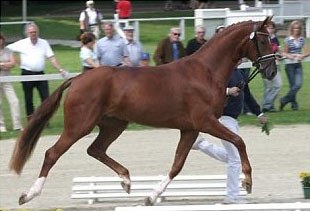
223;69;261;119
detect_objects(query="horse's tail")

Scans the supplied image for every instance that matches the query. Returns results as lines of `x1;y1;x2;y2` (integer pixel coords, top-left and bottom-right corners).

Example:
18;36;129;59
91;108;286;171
9;78;74;175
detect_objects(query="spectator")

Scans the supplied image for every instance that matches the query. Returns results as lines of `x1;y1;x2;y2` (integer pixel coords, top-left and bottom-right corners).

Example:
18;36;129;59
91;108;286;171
192;66;267;204
96;22;130;66
116;0;132;19
139;52;151;67
186;25;207;56
0;33;22;132
153;27;186;66
262;21;282;112
80;32;99;72
123;25;144;67
191;26;267;204
79;0;103;39
280;20;310;111
164;0;173;11
239;67;253;115
189;0;199;9
7;23;67;120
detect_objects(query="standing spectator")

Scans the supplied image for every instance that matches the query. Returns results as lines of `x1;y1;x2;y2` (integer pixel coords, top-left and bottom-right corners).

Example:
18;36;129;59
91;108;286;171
262;21;282;112
239;67;253;115
7;23;67;120
186;25;207;56
139;52;151;67
164;0;173;11
80;32;99;72
280;20;310;111
153;27;186;65
116;0;132;19
123;25;144;67
79;0;103;39
96;22;130;66
0;33;22;132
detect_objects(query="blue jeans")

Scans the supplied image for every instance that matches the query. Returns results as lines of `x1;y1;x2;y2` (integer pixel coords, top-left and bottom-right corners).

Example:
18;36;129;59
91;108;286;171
282;63;303;108
262;65;282;110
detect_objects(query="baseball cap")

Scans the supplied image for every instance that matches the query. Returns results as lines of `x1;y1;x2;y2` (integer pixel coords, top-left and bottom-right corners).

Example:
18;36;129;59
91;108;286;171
123;25;135;31
86;0;94;6
141;52;150;61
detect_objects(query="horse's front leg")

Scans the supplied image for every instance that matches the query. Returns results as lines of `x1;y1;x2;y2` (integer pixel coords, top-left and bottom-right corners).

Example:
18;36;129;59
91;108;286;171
201;118;252;194
145;130;198;206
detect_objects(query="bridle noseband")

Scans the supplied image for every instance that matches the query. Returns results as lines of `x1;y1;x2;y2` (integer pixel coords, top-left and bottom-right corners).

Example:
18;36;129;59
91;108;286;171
248;28;276;83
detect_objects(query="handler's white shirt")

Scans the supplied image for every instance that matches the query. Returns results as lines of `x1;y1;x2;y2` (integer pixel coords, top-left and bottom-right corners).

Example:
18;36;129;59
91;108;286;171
7;37;54;72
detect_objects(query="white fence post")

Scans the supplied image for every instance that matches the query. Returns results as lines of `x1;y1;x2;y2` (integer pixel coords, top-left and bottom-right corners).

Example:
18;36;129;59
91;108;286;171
179;18;185;41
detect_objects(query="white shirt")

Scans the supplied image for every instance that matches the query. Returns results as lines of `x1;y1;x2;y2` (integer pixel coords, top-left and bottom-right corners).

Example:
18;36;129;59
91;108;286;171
79;8;101;25
80;46;98;67
7;38;54;72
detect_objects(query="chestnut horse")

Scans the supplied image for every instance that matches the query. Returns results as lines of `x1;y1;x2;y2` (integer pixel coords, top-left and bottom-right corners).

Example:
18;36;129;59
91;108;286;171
10;17;276;206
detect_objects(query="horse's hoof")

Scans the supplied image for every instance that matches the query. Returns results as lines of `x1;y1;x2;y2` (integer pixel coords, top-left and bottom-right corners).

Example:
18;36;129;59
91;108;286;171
144;197;154;206
242;180;252;194
19;193;28;205
121;181;131;194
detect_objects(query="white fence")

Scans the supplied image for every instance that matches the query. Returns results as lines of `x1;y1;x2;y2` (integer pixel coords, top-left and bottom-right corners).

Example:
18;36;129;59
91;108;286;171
1;57;310;83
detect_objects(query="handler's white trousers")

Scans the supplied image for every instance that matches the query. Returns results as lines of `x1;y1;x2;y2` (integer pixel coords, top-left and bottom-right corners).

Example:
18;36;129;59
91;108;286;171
194;115;241;200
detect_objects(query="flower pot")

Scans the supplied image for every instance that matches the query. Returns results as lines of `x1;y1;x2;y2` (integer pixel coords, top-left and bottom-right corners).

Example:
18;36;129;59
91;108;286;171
303;187;310;199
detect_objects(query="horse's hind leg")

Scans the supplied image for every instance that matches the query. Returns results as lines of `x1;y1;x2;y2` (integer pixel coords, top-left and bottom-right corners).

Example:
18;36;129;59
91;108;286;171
18;131;87;205
145;130;199;205
87;116;130;193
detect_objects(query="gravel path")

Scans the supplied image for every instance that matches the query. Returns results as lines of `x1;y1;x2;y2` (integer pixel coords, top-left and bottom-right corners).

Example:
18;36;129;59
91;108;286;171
1;125;309;210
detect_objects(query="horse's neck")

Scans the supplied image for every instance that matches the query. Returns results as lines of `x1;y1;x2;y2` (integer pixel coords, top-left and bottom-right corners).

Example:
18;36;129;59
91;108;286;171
194;28;250;83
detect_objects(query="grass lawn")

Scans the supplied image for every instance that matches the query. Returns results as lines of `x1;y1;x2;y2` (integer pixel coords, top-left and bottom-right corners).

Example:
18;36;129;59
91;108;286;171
0;10;309;140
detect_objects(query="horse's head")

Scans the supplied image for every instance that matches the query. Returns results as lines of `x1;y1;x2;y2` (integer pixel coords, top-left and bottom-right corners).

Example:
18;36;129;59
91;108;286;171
247;16;277;80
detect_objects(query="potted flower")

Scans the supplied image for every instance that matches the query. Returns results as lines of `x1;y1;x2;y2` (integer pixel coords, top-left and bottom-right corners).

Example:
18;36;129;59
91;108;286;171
299;172;310;199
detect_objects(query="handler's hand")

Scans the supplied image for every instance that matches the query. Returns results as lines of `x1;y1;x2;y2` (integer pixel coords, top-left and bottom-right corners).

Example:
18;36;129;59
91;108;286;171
227;87;240;96
258;114;267;125
60;69;70;79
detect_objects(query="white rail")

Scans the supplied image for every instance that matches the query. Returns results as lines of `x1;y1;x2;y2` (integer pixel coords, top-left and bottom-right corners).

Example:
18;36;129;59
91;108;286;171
0;57;309;83
115;202;310;211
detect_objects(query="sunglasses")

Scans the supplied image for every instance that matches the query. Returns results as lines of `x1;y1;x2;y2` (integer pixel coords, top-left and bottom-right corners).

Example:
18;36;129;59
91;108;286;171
173;33;181;36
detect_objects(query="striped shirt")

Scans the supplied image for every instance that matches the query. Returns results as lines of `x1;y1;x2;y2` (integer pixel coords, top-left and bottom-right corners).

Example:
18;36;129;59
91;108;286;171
284;36;305;54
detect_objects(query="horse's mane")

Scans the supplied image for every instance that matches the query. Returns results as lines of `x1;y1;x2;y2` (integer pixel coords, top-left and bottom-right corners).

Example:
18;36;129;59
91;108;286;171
205;20;257;48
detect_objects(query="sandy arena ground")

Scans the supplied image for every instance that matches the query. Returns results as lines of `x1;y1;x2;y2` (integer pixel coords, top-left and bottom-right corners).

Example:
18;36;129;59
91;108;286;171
1;125;310;210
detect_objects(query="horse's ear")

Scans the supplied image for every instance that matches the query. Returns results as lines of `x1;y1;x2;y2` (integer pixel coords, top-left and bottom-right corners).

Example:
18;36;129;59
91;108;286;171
259;16;273;30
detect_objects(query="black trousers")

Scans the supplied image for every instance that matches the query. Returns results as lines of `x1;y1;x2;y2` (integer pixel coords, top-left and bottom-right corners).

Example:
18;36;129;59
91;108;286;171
21;69;49;116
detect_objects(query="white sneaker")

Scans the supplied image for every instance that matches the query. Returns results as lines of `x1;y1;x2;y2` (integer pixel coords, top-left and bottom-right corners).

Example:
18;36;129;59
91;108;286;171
191;137;204;150
223;197;248;204
0;126;7;132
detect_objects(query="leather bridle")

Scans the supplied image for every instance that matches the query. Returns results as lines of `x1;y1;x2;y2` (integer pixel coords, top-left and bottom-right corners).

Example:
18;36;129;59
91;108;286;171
248;29;276;83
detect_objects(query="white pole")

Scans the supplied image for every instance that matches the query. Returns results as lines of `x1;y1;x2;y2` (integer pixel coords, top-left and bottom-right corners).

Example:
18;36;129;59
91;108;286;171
22;0;27;22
